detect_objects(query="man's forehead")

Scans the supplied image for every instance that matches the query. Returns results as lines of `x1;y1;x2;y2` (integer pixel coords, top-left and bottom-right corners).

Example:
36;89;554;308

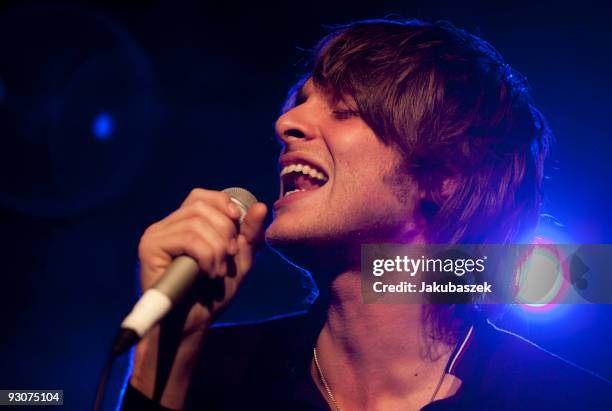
294;78;315;100
292;78;355;108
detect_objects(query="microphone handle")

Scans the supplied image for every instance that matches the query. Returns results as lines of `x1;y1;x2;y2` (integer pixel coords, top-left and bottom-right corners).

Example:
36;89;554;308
118;256;199;346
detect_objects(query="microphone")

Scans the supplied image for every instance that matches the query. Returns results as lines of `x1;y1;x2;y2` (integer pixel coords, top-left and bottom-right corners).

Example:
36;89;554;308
111;187;258;355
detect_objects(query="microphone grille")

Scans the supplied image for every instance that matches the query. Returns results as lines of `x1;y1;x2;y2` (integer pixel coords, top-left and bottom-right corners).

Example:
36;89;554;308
223;187;258;210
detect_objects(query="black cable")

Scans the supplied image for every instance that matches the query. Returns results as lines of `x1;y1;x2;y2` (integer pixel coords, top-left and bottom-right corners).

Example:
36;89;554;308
92;352;115;411
93;329;140;411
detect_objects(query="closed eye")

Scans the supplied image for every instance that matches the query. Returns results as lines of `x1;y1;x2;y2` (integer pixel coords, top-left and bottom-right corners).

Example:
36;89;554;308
332;109;360;120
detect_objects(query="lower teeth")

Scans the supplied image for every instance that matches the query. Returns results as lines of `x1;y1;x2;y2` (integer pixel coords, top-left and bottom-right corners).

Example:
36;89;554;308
284;189;306;197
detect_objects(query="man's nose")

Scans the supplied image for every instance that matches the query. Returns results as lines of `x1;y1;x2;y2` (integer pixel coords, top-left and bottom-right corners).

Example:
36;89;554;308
274;105;318;146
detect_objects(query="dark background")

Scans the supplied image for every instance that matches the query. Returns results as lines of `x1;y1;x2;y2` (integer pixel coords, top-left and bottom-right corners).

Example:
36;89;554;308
0;1;611;410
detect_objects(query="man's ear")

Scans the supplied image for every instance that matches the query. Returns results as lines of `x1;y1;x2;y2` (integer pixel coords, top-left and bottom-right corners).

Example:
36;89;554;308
440;177;459;199
417;174;460;226
419;175;459;203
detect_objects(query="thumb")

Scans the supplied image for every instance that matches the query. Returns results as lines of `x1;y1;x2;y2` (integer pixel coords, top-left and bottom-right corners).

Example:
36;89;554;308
233;202;267;274
239;202;268;245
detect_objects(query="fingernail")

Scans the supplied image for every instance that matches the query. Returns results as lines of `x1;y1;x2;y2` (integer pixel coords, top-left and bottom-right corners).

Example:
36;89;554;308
228;202;240;217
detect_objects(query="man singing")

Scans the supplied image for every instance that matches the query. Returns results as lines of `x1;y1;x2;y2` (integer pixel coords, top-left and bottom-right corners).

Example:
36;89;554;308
121;19;611;410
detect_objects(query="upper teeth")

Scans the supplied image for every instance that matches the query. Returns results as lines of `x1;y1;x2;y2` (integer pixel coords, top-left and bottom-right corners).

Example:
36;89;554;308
280;163;327;181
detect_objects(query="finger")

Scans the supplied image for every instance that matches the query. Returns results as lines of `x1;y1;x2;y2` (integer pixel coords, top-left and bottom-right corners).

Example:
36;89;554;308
181;188;242;221
232;234;258;278
156;201;239;241
140;231;216;280
150;218;232;277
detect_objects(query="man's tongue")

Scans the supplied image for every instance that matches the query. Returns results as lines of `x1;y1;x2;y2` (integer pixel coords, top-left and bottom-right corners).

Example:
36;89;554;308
295;174;321;191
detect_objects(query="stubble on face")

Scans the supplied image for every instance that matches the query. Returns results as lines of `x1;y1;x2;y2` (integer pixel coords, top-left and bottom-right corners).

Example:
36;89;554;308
267;154;424;275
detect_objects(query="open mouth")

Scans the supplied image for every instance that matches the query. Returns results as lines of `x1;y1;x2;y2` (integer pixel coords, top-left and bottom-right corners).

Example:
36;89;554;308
280;162;328;198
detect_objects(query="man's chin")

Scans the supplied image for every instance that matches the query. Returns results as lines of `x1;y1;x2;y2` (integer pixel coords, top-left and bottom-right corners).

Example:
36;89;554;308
264;221;313;248
265;230;314;265
265;220;331;245
265;228;357;275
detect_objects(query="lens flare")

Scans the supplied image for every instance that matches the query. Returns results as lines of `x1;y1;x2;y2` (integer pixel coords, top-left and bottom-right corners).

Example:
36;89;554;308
514;241;570;312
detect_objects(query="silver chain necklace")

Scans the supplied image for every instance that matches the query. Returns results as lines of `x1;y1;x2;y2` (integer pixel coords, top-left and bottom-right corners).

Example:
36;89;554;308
312;346;447;411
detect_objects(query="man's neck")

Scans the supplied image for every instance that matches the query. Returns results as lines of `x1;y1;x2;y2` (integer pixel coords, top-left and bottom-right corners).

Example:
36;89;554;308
313;270;456;410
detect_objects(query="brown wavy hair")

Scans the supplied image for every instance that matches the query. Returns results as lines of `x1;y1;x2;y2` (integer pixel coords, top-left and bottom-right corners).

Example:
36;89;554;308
294;19;551;245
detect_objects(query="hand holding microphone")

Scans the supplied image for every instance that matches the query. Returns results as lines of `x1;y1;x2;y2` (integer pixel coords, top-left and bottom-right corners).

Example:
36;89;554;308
91;188;267;411
115;187;267;354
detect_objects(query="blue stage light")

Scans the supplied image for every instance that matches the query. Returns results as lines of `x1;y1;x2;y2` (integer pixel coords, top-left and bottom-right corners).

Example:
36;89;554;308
514;221;576;316
514;242;568;309
92;112;114;140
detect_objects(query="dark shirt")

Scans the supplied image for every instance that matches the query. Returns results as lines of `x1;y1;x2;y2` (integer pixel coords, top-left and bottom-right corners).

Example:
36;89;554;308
122;304;612;410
